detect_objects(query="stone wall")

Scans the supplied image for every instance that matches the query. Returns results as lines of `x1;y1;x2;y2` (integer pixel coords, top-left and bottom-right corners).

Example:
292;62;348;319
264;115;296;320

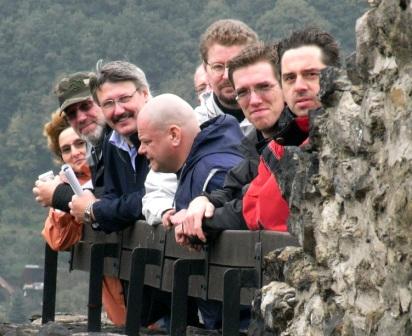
252;0;412;335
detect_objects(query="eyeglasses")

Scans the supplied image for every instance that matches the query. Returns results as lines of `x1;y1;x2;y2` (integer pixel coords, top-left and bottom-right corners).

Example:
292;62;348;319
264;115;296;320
235;83;277;105
206;62;228;76
64;100;94;121
100;89;138;112
60;139;87;155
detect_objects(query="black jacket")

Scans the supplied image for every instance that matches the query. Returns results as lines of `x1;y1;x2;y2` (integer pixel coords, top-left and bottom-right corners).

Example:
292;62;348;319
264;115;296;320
51;125;111;212
92;131;149;233
203;107;308;232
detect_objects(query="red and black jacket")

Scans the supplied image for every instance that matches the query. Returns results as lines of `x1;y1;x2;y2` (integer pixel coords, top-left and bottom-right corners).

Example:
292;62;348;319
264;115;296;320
242;115;309;231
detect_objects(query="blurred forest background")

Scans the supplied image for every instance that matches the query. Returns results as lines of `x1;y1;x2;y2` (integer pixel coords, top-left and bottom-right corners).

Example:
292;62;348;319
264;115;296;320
0;0;367;323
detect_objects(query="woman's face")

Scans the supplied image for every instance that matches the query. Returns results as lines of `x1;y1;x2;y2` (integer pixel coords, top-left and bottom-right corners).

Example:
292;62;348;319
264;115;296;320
58;127;87;173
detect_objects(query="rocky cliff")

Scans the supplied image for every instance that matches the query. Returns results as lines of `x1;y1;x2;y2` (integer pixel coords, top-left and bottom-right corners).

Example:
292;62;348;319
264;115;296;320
252;0;412;335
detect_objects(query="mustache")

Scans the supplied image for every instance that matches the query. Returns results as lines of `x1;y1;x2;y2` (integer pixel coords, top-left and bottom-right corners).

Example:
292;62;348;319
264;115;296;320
112;111;135;123
295;92;312;99
217;80;234;90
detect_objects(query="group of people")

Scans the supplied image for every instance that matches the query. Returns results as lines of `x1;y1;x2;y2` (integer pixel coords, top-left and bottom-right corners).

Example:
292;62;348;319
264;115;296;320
32;18;340;331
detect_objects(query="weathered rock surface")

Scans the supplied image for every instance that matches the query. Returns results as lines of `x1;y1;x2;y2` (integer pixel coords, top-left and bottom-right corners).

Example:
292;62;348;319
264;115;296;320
0;315;127;336
0;315;225;335
252;0;412;335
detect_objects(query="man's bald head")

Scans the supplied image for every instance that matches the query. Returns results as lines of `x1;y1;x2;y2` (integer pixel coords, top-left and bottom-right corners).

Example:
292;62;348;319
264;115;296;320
137;94;200;173
194;65;211;99
138;93;198;132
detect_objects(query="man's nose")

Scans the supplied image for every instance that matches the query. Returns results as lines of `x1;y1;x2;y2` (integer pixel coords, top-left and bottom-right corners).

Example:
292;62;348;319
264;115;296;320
222;66;229;80
249;90;263;105
75;109;88;124
294;75;308;91
138;144;145;155
113;101;126;115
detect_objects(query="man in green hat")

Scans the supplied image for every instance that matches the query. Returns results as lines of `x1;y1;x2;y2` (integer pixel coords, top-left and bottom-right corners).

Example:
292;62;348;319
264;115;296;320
33;71;107;211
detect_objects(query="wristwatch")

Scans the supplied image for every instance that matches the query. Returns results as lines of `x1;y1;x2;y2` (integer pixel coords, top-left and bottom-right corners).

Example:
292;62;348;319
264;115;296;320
83;201;96;226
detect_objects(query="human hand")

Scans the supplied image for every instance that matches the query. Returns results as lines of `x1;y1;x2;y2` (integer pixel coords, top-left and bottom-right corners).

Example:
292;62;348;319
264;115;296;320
59;170;69;184
161;208;176;229
169;209;187;226
69;190;96;223
174;223;205;252
179;196;214;243
32;175;62;207
174;223;190;246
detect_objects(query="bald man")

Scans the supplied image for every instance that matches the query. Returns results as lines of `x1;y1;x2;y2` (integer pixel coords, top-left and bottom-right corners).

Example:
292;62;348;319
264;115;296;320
137;93;244;214
194;64;211;102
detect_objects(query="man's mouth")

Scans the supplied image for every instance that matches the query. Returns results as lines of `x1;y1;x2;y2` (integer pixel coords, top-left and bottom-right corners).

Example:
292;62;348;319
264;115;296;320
295;97;315;107
296;96;313;103
79;122;95;132
250;108;268;115
113;112;134;124
218;80;234;90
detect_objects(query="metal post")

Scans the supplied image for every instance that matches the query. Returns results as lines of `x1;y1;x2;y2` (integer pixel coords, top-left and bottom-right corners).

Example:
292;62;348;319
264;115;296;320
42;244;58;324
125;248;162;336
170;259;205;336
222;268;258;336
87;243;118;332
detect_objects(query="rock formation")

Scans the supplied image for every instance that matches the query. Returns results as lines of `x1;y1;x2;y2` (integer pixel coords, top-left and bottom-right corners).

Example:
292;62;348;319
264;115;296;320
252;0;412;335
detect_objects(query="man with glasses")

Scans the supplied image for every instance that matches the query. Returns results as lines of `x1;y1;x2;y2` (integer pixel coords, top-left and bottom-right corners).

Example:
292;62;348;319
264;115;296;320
195;19;258;132
33;72;107;211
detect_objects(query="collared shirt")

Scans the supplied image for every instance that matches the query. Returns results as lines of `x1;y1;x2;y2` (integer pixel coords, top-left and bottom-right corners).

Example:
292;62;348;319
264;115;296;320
108;131;137;171
194;91;253;136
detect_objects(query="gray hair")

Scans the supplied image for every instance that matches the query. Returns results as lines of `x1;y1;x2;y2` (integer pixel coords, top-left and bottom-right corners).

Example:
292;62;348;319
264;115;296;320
89;60;150;103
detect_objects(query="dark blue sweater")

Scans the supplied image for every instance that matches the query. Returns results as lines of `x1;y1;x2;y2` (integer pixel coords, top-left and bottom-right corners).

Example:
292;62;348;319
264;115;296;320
93;132;149;233
174;114;244;211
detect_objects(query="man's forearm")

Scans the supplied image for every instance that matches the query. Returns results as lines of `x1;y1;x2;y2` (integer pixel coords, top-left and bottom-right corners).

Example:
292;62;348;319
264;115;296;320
52;183;74;213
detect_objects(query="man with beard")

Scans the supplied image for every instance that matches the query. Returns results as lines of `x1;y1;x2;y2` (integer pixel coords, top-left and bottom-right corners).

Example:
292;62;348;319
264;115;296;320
33;72;107;212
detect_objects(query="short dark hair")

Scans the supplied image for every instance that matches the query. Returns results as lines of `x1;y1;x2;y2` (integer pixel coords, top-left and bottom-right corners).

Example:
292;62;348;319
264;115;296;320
89;60;150;104
228;41;280;86
199;19;258;63
277;27;340;76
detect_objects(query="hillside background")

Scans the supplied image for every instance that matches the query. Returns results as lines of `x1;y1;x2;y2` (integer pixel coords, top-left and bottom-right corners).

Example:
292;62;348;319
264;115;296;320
0;0;367;323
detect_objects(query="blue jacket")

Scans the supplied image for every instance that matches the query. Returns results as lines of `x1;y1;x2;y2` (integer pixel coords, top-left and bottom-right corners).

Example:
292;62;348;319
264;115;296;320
93;132;149;233
174;114;244;211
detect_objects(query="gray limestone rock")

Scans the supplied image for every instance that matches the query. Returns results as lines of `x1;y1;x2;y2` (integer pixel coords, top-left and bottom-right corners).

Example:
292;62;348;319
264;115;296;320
256;0;412;335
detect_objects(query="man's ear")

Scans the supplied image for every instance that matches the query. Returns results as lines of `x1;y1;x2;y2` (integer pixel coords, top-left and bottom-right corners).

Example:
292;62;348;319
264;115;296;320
169;125;181;146
141;87;150;101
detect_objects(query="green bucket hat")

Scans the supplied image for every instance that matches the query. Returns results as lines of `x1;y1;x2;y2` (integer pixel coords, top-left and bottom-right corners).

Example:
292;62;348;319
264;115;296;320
56;72;93;113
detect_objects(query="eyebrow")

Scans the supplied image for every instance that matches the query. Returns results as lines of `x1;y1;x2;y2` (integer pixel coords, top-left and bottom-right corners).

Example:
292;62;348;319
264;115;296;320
236;80;274;90
281;72;295;78
301;68;321;73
